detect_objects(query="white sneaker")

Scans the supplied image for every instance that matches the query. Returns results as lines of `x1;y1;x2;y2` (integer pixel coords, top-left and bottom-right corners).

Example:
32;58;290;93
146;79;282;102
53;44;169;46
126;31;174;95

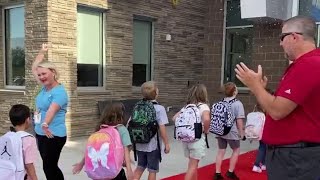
260;165;266;171
252;165;262;173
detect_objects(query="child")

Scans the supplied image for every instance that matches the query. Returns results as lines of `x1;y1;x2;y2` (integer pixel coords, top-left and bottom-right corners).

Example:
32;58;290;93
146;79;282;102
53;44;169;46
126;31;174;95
133;81;170;180
252;89;273;173
173;84;211;180
9;104;38;180
72;102;134;180
214;82;245;180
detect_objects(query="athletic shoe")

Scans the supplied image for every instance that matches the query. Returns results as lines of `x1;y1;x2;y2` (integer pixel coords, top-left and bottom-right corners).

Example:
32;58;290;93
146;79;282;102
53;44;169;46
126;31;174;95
226;171;239;180
213;173;224;180
252;165;262;173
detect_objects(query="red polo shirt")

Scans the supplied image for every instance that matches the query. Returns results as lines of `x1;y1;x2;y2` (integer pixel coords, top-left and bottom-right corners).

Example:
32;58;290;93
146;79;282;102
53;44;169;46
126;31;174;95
262;49;320;145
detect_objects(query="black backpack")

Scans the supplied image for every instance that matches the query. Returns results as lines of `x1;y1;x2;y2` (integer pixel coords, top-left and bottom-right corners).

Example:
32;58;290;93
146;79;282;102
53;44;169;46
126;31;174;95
128;99;161;161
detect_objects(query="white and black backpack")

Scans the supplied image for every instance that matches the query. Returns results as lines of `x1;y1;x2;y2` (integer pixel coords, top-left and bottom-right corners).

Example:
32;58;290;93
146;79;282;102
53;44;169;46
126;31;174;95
210;98;237;136
174;104;203;142
0;131;32;180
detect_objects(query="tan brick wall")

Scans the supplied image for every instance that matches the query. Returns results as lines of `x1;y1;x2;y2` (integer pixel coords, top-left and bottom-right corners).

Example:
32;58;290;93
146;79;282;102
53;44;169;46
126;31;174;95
70;0;208;137
0;0;48;134
0;0;289;137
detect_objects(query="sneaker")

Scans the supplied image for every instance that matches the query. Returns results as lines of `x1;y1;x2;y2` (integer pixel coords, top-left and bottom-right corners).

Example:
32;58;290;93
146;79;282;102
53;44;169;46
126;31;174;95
213;173;224;180
260;165;266;171
226;171;239;180
252;165;262;173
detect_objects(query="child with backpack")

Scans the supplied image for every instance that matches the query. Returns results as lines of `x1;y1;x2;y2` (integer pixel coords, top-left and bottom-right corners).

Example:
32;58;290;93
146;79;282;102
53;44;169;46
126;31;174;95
128;81;170;180
249;104;267;173
173;84;210;180
212;82;245;180
250;89;273;173
72;102;134;180
0;104;39;180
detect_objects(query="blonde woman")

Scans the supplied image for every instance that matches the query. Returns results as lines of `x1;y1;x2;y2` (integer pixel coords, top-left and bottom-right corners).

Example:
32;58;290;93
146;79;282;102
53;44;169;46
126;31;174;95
32;44;68;180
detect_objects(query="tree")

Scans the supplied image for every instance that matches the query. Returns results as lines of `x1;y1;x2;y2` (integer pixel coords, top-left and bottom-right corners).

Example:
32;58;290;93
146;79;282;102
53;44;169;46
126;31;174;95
12;46;25;67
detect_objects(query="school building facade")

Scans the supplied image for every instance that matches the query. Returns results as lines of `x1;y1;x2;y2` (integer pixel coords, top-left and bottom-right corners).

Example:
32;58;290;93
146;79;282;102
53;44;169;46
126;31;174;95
0;0;318;137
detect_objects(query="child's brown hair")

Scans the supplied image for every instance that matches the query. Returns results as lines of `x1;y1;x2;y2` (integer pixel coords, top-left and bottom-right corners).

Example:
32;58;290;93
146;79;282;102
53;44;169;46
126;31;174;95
223;82;237;97
186;84;209;104
255;88;274;112
95;102;125;131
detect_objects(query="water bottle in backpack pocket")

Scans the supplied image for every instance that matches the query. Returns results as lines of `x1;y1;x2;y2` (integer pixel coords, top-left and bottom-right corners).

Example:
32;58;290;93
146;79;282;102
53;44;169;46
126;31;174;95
209;98;237;136
174;104;203;142
84;126;124;180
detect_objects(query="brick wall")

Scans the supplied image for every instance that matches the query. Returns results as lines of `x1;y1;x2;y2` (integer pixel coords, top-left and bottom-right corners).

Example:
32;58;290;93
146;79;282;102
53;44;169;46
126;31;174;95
204;0;288;113
0;0;289;137
0;0;47;134
70;0;208;137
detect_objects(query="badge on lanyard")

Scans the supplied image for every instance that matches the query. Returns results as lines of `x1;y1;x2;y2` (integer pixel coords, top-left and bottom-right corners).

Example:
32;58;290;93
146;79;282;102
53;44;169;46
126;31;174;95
34;111;41;124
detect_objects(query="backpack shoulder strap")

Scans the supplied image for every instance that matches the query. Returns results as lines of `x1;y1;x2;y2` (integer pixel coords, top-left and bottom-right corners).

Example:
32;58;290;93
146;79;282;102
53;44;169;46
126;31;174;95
228;98;238;104
151;100;159;105
196;103;204;108
16;131;33;139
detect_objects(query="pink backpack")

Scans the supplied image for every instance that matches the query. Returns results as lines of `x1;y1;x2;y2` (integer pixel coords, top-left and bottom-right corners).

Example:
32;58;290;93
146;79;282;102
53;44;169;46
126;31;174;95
245;112;266;140
84;125;124;180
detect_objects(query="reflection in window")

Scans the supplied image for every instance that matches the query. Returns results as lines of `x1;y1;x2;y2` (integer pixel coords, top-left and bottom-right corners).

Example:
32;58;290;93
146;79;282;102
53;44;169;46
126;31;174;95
224;0;253;87
77;7;104;87
224;28;253;86
5;6;25;86
132;19;153;87
299;0;320;22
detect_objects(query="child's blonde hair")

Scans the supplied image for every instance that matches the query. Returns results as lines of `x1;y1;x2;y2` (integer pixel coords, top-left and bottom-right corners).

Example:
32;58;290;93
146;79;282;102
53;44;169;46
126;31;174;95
37;61;60;80
141;81;158;100
186;84;209;104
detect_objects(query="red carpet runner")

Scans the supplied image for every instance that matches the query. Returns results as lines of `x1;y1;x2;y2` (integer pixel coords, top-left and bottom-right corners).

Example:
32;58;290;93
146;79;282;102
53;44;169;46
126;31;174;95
161;151;267;180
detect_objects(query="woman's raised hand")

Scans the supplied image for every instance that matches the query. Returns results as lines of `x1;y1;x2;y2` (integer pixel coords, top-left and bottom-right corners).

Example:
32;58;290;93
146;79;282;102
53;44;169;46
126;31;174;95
40;43;48;52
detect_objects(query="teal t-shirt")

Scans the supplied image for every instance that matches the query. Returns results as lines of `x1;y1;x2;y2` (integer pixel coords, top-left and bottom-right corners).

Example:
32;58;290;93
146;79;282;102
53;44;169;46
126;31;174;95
116;125;132;147
34;85;68;137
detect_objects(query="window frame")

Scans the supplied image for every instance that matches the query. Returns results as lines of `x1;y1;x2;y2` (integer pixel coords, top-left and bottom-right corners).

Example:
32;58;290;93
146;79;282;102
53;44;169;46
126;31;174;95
132;16;155;87
76;5;106;91
224;25;253;90
222;0;253;90
3;4;25;90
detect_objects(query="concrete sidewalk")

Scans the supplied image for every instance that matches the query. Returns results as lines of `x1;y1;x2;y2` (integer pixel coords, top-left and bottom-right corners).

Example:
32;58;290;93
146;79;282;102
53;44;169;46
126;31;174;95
35;126;258;180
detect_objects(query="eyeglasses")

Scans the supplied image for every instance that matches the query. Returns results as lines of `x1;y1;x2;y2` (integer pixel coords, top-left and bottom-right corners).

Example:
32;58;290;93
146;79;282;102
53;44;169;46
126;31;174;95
280;32;303;41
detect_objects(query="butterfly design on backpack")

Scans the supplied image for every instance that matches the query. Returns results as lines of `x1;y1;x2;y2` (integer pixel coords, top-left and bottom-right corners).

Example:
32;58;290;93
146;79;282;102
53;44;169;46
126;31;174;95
87;142;110;171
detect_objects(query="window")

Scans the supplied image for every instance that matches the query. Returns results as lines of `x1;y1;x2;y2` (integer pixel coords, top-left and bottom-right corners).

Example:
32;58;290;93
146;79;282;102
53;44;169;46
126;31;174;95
299;0;320;22
77;7;104;87
4;6;25;87
299;0;320;47
132;19;153;86
224;0;253;87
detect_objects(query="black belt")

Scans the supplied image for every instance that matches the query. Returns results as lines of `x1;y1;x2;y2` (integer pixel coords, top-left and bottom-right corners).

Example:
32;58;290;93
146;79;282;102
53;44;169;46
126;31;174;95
268;142;320;149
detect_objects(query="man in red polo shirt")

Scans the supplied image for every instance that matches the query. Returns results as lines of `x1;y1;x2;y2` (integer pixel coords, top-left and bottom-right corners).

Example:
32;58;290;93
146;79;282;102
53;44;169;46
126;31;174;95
235;16;320;180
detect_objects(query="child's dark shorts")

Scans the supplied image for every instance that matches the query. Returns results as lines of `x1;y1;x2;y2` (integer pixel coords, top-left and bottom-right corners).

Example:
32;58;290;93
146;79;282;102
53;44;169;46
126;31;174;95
136;149;160;173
